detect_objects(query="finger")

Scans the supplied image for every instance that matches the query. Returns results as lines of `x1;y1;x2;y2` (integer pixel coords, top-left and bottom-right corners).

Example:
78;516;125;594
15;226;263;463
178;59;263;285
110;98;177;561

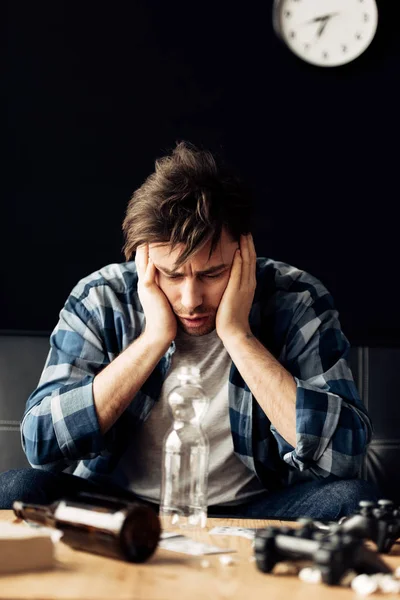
143;257;157;286
248;233;256;259
135;244;148;280
239;235;251;287
227;248;242;291
247;233;257;286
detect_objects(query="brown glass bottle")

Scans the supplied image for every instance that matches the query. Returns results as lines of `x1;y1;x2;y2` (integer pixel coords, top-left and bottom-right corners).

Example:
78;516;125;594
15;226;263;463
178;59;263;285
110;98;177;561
13;493;161;563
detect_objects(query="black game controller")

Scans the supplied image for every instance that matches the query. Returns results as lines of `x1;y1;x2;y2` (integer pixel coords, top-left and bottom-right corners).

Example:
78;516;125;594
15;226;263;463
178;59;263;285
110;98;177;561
254;524;392;586
338;499;400;554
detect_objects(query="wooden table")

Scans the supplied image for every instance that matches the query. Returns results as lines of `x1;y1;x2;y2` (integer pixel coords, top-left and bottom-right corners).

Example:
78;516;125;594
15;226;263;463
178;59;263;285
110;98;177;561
1;510;399;599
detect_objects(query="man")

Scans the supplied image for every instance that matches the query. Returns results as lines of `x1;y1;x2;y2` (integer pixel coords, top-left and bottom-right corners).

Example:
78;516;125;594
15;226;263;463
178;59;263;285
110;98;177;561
0;142;377;518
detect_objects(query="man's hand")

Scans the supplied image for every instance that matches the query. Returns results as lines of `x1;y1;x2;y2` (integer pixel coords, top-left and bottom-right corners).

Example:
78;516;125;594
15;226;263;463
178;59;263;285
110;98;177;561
216;234;257;343
135;244;177;349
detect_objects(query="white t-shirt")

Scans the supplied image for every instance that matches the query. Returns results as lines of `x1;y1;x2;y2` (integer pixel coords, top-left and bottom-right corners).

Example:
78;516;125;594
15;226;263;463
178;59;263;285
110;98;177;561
120;327;265;506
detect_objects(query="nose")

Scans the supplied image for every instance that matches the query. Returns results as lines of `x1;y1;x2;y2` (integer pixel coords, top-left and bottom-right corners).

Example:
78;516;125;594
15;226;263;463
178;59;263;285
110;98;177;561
180;278;203;312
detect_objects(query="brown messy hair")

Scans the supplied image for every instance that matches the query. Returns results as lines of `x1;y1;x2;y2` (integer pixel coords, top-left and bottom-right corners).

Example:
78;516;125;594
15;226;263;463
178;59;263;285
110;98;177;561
122;141;253;269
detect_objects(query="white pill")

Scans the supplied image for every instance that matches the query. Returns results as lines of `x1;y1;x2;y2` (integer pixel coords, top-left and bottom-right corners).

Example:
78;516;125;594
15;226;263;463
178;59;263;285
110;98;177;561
351;574;378;595
377;575;400;594
200;559;210;568
394;566;400;580
298;567;322;584
219;555;235;566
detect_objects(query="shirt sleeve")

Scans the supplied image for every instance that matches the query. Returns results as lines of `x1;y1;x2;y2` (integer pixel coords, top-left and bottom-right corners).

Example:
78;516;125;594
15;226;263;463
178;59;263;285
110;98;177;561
21;290;109;470
270;286;373;480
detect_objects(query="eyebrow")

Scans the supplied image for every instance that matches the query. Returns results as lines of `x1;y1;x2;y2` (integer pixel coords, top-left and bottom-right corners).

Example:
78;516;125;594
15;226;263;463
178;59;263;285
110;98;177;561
154;263;229;276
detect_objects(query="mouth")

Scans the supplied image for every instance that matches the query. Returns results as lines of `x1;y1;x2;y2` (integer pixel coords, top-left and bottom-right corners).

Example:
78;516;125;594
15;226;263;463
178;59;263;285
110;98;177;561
180;315;210;328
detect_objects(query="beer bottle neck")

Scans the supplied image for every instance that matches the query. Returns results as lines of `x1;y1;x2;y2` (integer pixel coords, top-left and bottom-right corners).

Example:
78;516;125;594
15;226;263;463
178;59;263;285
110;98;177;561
13;501;57;528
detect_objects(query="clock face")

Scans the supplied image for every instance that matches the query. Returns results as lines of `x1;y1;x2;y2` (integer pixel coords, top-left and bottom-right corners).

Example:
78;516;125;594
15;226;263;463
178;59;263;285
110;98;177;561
273;0;379;67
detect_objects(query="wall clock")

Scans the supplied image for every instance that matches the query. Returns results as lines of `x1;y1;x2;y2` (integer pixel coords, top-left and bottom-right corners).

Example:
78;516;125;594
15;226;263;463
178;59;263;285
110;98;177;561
273;0;379;67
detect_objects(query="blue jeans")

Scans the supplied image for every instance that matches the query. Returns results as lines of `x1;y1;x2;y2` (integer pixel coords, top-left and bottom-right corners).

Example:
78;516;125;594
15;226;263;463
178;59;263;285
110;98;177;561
0;468;379;520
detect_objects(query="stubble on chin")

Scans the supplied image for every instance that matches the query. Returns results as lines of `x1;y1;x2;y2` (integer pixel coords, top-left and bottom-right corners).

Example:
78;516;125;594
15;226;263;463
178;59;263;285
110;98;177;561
177;316;216;337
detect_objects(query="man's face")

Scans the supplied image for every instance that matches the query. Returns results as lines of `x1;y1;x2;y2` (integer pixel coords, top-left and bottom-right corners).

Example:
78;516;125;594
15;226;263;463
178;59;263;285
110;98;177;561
148;228;238;336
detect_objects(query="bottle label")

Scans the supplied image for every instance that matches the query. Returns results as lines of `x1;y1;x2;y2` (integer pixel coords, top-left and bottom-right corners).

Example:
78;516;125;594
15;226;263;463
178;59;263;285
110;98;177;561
54;502;126;533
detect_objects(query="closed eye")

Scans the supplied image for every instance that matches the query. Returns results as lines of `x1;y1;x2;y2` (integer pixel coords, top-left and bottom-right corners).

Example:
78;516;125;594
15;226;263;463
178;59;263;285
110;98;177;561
165;272;225;280
204;273;224;279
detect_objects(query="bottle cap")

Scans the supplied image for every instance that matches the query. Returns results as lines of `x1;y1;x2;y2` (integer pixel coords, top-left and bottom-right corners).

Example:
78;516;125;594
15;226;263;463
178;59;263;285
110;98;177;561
177;366;201;381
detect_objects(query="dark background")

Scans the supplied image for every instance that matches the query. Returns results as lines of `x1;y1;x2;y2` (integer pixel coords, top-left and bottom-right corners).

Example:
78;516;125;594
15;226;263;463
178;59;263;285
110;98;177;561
4;1;400;345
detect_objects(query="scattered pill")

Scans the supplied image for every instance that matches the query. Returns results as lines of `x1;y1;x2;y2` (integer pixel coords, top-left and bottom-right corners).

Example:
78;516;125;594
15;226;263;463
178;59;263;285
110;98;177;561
298;567;322;584
351;574;378;596
200;559;210;568
219;555;235;566
376;574;400;594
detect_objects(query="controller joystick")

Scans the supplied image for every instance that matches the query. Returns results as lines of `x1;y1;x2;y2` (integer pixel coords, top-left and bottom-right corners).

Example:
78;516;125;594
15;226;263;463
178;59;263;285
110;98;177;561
254;524;392;586
340;499;400;554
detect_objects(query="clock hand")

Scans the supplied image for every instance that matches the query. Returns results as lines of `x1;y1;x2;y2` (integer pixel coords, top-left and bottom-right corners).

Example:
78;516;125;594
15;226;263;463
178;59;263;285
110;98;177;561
307;12;339;24
306;13;340;39
316;17;329;38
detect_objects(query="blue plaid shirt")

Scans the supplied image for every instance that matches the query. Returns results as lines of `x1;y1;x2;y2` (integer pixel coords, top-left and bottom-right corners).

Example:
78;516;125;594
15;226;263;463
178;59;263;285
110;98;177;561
21;258;372;492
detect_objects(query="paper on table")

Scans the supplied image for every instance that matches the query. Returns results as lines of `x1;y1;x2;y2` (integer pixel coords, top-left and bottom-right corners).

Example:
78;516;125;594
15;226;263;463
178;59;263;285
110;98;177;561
209;526;257;540
0;521;55;574
160;531;183;540
159;534;235;556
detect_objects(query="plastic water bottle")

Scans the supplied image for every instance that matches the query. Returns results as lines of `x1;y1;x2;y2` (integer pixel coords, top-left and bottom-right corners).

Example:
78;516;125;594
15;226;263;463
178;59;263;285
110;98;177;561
159;366;210;529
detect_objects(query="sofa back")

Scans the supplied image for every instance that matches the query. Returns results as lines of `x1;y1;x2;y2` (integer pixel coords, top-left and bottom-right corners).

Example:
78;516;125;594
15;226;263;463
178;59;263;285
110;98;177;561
0;333;50;470
1;332;399;502
350;346;400;502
